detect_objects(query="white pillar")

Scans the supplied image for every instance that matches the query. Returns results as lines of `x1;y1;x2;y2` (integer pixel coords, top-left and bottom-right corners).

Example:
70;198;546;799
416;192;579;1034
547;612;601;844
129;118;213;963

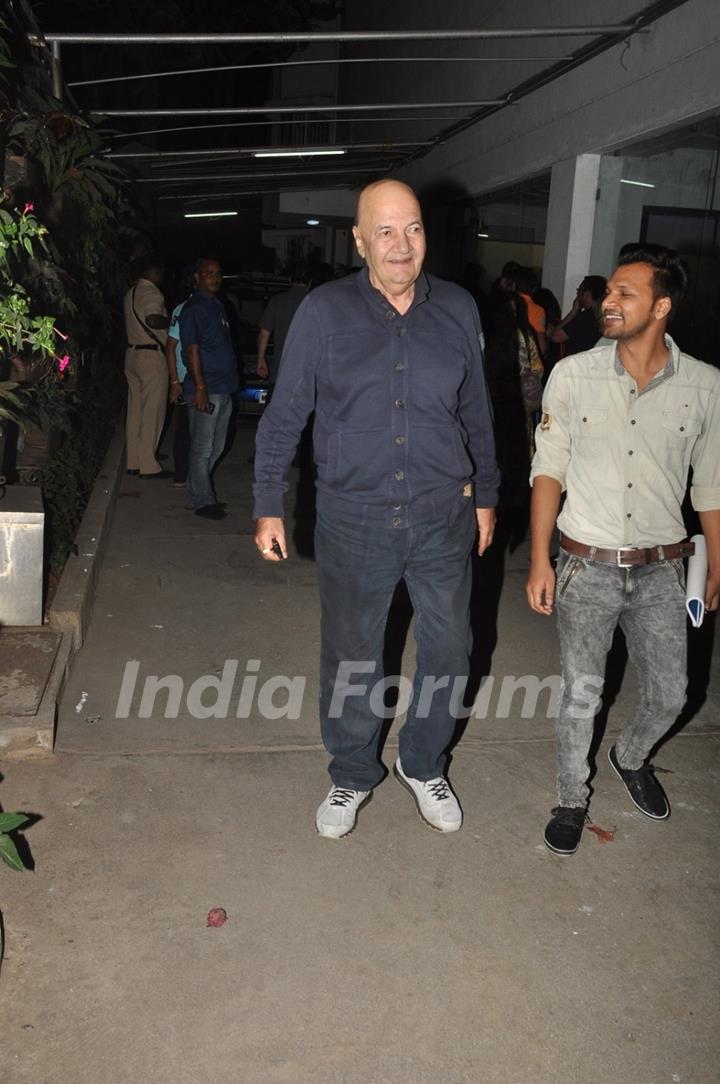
591;156;624;278
543;154;601;313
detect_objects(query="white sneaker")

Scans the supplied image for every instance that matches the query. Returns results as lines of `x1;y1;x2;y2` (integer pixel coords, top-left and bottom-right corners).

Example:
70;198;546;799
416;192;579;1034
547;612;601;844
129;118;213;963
394;758;462;833
316;786;370;839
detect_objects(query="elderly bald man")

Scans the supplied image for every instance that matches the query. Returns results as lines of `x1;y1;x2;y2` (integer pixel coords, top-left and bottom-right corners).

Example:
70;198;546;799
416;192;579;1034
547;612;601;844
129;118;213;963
254;180;499;838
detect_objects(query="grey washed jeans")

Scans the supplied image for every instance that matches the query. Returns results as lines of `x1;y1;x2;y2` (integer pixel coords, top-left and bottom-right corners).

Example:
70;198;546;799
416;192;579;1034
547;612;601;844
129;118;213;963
554;549;687;807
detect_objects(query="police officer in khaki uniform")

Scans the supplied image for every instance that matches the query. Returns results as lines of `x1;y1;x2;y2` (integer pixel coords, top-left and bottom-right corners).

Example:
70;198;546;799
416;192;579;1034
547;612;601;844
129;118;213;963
123;257;170;477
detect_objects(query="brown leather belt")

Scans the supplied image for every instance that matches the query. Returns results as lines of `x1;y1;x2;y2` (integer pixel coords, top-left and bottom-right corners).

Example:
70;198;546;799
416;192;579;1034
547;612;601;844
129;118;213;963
560;534;695;567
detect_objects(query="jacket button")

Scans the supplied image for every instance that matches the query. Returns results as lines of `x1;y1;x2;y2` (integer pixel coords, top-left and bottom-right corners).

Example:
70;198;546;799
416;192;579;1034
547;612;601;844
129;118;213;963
394;399;405;409
393;516;402;527
395;435;405;444
395;470;404;481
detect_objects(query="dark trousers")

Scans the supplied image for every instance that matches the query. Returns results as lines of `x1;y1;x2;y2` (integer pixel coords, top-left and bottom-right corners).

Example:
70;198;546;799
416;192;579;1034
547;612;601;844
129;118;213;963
314;495;476;790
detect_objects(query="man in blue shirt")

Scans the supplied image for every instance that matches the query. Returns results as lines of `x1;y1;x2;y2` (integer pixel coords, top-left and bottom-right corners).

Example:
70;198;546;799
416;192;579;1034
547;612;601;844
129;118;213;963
179;258;239;520
254;180;499;838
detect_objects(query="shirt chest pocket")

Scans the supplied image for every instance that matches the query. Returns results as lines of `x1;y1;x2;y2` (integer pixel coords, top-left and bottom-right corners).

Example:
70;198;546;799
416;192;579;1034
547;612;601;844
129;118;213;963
572;406;608;436
659;411;702;441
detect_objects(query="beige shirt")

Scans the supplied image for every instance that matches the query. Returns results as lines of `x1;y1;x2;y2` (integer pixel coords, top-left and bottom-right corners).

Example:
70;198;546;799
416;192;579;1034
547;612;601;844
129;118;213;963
123;278;168;349
530;335;720;547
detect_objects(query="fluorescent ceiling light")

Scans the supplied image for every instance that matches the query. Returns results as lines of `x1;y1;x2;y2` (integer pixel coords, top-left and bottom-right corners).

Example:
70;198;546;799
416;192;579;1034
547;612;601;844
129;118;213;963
184;210;238;218
253;149;346;158
477;232;489;238
306;218;320;226
620;178;655;188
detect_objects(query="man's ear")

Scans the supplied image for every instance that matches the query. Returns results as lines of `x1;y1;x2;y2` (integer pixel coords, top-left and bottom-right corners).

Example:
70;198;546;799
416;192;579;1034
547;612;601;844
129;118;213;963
352;225;364;259
655;295;672;320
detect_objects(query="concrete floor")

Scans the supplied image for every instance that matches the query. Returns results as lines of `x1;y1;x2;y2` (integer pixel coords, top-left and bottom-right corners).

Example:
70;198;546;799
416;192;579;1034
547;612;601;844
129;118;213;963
1;421;719;1084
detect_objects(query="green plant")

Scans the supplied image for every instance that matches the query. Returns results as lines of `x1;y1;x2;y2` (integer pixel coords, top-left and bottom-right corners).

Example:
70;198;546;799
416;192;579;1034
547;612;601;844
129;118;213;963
0;201;71;431
5;91;127;210
0;813;30;871
0;380;31;428
0;203;58;362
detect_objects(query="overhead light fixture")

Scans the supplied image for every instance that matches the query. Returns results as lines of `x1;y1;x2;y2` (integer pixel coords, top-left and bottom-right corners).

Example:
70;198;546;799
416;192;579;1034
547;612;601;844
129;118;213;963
306;218;320;226
477;231;489;238
252;149;346;158
620;178;655;188
184;210;238;219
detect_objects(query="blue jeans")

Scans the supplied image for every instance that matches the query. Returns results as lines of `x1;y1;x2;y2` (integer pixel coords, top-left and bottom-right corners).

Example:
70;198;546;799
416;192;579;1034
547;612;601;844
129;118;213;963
186;394;232;510
555;550;687;807
314;494;477;790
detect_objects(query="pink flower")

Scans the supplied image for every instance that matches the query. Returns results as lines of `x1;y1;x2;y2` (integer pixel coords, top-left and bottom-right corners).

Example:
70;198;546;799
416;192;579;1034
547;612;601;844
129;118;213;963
22;202;34;215
54;326;69;341
58;355;70;373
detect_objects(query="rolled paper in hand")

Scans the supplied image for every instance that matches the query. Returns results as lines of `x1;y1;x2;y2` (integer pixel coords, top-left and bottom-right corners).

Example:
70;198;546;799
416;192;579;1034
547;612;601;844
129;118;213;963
686;533;707;628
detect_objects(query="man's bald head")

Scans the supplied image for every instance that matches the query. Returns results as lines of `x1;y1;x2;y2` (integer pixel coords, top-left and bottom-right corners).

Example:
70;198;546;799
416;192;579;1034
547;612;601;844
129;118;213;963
355;179;421;227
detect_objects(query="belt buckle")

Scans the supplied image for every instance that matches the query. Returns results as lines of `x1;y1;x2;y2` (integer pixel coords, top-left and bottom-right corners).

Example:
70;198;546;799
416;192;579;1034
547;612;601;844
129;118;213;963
615;548;635;568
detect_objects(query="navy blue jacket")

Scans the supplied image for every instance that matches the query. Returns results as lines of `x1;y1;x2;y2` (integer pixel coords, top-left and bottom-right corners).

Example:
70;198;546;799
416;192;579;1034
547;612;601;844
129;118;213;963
253;268;499;528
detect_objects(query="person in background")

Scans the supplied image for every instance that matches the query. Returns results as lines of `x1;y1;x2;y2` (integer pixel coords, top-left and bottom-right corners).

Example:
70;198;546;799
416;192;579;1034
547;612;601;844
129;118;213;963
484;295;538;522
179;257;239;520
514;266;548;358
256;262;311;384
123;256;171;479
534;286;563;385
549;275;607;358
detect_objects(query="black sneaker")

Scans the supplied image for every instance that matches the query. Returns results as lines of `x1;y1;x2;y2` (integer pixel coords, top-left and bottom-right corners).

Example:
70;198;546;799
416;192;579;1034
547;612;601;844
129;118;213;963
544;806;587;855
608;745;670;820
195;503;227;520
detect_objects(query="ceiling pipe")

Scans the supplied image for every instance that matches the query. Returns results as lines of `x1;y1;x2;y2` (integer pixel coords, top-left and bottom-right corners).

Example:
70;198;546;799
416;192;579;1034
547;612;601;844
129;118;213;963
68;55;574;89
111;117;471;139
34;27;649;45
93;100;508;118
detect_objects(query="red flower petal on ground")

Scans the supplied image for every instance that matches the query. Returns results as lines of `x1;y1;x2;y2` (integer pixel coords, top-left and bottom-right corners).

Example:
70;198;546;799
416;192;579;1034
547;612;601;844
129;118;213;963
206;907;227;927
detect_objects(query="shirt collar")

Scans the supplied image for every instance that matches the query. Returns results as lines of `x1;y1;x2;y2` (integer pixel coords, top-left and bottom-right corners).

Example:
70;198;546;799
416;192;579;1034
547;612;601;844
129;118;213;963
612;333;678;380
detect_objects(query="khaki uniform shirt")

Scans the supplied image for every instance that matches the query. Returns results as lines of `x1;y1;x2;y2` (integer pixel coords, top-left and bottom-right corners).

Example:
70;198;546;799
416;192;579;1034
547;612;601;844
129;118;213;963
530;335;720;547
123;278;168;350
